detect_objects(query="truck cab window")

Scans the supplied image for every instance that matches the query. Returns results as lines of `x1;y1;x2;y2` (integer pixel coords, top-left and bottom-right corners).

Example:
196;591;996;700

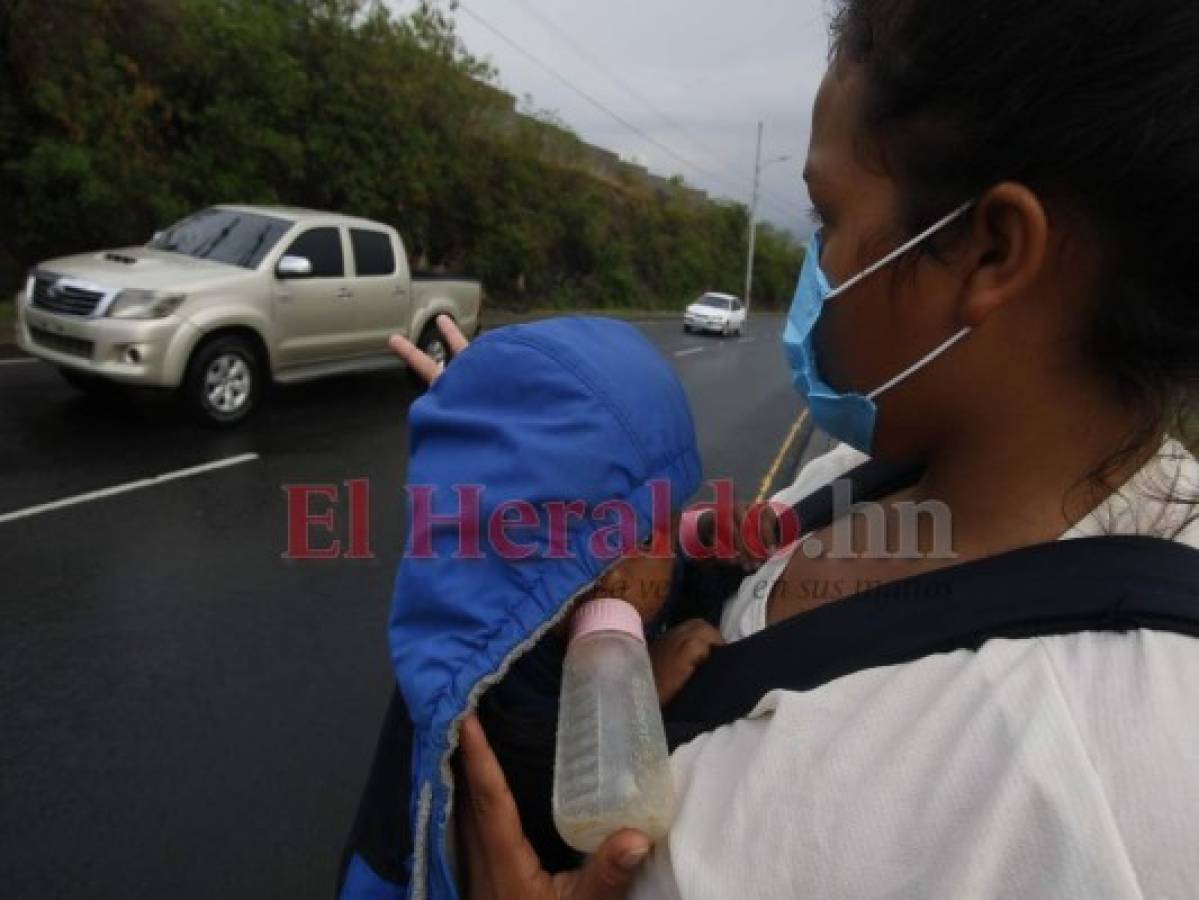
285;228;344;278
351;229;396;277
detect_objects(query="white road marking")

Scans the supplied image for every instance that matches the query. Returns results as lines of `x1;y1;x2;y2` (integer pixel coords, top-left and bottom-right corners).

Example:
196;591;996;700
737;337;758;345
674;347;705;358
0;357;37;366
0;453;260;525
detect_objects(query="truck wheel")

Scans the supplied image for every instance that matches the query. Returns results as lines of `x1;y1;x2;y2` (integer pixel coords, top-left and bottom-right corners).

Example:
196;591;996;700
407;319;456;390
183;334;262;426
417;320;452;369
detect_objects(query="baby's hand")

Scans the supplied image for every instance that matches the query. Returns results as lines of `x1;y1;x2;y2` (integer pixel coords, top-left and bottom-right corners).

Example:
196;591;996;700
649;619;725;705
683;502;781;573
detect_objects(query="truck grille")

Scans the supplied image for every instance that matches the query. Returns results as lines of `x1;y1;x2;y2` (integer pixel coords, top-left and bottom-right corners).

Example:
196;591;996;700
30;326;95;360
31;275;105;316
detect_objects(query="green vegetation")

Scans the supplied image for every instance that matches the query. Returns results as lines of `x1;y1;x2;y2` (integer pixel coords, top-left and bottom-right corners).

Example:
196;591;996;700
0;0;803;312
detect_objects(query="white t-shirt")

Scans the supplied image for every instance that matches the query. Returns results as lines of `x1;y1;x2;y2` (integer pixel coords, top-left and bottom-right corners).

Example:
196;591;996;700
720;442;868;642
631;440;1199;900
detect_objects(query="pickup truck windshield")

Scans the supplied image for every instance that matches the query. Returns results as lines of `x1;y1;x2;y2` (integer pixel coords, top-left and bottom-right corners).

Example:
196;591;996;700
148;208;293;269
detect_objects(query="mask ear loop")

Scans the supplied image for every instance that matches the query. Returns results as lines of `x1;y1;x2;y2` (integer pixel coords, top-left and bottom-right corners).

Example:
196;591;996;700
826;199;976;401
825;201;975;301
868;326;973;401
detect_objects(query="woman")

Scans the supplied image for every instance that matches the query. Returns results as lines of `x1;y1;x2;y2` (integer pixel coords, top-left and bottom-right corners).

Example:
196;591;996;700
387;0;1199;896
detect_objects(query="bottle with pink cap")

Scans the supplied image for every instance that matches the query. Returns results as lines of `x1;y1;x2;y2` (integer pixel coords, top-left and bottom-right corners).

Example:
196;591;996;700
552;598;678;853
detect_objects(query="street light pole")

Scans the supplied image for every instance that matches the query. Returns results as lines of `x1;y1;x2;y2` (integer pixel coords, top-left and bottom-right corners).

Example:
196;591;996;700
744;123;791;316
744;121;764;314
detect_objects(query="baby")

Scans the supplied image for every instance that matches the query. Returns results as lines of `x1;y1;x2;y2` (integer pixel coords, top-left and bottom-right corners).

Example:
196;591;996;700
340;317;727;899
582;534;726;705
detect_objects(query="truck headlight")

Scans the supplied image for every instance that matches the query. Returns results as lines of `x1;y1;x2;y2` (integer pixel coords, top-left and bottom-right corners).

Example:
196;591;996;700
108;289;186;319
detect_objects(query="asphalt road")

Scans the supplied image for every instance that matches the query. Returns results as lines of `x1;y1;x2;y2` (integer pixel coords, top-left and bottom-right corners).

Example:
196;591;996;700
0;316;805;898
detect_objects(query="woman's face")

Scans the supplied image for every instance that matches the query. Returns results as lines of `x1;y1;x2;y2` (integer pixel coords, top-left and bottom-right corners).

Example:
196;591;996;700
804;64;975;457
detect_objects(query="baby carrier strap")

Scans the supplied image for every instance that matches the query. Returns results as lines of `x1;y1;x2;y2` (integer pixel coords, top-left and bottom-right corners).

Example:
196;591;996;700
664;533;1199;747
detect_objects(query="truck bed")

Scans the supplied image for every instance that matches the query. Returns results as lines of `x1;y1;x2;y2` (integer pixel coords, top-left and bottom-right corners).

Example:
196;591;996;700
412;274;483;337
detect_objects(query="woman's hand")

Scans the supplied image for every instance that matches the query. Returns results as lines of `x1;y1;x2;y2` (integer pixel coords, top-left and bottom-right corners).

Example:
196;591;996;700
389;314;471;385
456;714;652;900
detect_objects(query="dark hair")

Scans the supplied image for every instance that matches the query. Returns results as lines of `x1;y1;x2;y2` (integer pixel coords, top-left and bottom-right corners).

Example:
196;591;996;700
831;0;1199;503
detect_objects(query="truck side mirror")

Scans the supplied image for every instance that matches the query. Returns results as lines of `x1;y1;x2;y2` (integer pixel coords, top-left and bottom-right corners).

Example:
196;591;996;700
276;255;314;279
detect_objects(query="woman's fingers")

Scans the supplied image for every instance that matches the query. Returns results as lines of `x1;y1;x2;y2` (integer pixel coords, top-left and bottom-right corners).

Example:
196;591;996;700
737;503;779;571
555;828;652;900
457;714;652;900
758;505;781;555
458;715;552;896
389;332;444;384
438;314;471;355
455;778;494;900
388;317;472;386
686;503;781;571
453;739;496;900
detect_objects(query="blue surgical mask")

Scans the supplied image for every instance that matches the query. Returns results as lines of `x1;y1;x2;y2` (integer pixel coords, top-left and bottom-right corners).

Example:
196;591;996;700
783;202;974;454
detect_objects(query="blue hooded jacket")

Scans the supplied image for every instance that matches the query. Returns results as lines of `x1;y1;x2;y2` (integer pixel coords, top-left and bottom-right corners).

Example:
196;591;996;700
351;317;702;899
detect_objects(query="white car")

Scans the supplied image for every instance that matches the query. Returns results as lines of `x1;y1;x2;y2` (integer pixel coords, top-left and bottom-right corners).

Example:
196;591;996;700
683;292;747;336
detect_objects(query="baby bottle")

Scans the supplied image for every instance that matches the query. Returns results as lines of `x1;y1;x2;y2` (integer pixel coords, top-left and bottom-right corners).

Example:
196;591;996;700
552;598;678;853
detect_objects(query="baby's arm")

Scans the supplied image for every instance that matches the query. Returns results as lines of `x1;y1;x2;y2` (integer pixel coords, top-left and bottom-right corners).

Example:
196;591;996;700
649;618;725;705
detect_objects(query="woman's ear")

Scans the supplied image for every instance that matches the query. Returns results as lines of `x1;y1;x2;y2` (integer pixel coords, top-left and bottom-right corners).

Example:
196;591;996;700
959;182;1049;327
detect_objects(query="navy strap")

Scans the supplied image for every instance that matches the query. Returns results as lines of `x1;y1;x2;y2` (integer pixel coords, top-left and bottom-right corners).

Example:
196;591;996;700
790;458;925;534
664;534;1199;746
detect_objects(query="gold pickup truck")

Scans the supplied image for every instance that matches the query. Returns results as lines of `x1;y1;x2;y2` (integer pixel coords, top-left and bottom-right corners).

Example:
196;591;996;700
15;205;482;424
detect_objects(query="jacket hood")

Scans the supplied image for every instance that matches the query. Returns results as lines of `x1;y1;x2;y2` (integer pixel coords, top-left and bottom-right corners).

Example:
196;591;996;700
389;317;702;898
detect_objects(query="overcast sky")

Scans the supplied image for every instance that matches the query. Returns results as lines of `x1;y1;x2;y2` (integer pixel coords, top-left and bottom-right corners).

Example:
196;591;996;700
390;0;835;235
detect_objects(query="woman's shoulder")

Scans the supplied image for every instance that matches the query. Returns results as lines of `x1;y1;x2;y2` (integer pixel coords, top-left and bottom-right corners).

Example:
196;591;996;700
649;630;1199;899
733;629;1199;770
